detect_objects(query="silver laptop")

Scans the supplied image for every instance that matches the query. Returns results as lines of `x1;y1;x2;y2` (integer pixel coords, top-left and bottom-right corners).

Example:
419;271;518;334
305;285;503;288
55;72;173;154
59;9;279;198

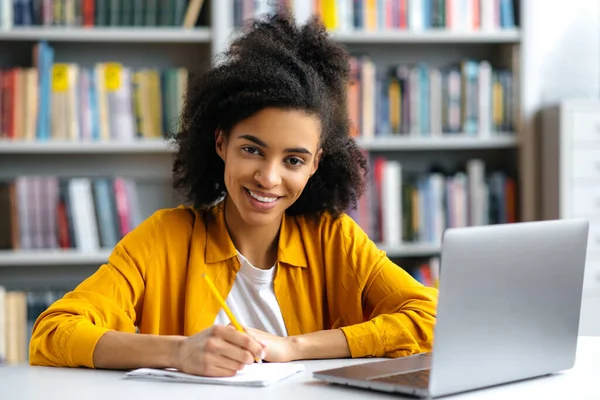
313;219;589;398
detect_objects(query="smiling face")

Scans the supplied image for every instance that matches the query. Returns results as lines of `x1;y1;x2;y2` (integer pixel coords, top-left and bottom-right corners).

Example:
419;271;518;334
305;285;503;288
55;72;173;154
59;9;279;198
215;107;323;229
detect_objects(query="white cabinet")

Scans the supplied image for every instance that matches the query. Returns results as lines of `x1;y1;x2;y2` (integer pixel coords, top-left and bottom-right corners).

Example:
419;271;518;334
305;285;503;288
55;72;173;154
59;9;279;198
542;100;600;336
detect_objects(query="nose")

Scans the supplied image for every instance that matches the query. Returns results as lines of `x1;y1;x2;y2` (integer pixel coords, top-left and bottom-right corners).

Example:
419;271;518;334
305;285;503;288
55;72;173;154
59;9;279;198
254;161;281;189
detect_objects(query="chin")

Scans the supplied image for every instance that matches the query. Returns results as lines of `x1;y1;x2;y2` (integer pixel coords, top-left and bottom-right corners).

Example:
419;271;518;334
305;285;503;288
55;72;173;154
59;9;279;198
240;211;281;227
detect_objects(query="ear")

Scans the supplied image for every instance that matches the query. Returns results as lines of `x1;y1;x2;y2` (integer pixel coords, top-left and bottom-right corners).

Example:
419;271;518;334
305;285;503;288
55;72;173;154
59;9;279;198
215;129;227;162
310;148;323;177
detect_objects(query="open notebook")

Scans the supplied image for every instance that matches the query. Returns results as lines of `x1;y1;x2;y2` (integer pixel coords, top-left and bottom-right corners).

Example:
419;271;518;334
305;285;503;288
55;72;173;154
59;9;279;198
124;362;305;387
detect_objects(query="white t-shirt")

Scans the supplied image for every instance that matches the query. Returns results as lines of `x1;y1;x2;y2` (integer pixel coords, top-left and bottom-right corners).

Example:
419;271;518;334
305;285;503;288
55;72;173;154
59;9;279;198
213;251;288;337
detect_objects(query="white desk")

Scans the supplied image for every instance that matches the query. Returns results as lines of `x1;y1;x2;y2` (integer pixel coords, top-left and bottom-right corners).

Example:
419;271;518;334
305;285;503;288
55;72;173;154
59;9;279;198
2;336;599;400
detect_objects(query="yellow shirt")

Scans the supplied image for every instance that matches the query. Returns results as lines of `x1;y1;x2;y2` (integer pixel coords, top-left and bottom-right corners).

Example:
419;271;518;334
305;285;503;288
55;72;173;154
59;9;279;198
29;202;438;368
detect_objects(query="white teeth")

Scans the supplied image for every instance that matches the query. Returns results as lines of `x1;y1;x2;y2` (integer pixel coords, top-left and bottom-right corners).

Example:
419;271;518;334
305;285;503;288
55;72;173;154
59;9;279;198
248;190;278;203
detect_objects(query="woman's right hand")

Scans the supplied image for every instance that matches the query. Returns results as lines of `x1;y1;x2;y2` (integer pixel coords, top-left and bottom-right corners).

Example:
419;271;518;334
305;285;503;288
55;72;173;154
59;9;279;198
173;325;266;377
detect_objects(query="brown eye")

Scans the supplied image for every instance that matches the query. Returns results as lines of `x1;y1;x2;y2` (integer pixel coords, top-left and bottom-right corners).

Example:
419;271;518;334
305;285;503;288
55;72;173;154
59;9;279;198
242;146;261;155
286;157;304;166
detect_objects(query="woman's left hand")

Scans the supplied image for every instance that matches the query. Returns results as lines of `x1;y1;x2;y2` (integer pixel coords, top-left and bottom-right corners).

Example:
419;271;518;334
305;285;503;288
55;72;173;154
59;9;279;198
240;326;296;363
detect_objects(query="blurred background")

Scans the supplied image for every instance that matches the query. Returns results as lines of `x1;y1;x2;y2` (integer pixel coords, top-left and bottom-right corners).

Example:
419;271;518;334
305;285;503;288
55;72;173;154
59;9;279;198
0;0;598;365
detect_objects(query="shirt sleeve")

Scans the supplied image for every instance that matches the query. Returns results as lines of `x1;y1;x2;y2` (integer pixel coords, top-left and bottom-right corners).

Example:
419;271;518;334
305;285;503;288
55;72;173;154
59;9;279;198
28;214;158;369
338;216;439;359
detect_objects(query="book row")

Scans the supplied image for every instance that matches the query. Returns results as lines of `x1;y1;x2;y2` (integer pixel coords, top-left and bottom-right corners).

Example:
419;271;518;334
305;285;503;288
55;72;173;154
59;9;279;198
3;0;206;29
348;156;517;245
0;41;188;142
0;176;142;252
235;0;518;32
347;56;516;138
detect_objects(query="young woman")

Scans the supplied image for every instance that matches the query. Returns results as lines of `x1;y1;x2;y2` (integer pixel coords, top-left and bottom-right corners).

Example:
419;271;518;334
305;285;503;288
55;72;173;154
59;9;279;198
29;12;438;378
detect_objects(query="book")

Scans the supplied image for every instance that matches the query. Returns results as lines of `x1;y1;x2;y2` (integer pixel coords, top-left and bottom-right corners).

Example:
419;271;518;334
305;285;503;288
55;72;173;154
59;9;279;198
124;362;305;387
0;287;67;365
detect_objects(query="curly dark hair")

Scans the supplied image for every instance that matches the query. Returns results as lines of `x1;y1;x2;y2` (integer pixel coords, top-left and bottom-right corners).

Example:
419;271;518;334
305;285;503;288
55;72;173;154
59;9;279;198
172;10;368;219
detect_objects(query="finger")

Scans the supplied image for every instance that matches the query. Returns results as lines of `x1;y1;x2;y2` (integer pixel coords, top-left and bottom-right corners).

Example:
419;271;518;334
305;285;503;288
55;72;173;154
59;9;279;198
240;328;268;357
241;326;268;354
243;327;267;348
220;327;264;359
203;363;239;377
212;352;247;372
218;340;257;365
186;352;240;377
211;325;264;361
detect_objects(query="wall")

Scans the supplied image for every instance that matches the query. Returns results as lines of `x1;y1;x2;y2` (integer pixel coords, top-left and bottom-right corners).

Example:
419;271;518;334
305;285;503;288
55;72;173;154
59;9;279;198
521;0;600;219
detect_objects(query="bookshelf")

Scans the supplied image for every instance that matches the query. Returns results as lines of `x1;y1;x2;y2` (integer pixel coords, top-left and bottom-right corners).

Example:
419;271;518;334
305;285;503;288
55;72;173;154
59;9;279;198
0;2;536;365
0;0;526;290
0;1;215;295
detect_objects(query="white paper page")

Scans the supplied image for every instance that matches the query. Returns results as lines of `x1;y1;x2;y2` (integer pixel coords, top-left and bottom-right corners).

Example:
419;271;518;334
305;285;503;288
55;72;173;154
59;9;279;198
124;362;305;387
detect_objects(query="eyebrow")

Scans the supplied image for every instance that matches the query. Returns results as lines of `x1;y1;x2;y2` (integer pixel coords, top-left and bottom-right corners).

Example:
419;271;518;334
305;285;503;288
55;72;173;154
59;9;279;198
237;134;313;156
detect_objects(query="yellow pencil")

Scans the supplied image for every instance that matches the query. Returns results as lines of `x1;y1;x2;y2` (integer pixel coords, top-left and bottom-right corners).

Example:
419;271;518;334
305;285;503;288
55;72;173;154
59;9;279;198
202;273;262;363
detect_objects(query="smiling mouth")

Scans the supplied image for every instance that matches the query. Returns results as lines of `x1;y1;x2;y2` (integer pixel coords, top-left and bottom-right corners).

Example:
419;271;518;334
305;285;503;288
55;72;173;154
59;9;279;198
244;188;281;203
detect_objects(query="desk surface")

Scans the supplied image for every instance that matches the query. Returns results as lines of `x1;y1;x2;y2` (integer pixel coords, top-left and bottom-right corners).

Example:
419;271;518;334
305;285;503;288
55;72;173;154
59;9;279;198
2;336;599;400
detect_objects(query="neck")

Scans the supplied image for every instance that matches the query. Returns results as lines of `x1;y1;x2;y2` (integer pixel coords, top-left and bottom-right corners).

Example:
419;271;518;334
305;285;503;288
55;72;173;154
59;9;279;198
223;196;281;270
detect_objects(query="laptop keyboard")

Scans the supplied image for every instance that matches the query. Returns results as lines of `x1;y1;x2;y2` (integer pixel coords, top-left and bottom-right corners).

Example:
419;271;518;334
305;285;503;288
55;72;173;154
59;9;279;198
369;369;431;389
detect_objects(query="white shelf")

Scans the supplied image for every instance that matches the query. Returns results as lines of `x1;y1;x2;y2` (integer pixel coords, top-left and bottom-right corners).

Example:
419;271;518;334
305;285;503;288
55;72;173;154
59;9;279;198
0;249;111;267
0;139;176;154
0;27;211;43
356;134;518;151
0;244;438;267
331;29;521;44
0;135;517;154
378;243;441;257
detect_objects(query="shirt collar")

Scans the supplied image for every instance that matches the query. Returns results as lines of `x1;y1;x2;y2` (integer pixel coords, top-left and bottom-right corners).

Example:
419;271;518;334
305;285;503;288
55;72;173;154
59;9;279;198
204;201;308;268
204;202;237;264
